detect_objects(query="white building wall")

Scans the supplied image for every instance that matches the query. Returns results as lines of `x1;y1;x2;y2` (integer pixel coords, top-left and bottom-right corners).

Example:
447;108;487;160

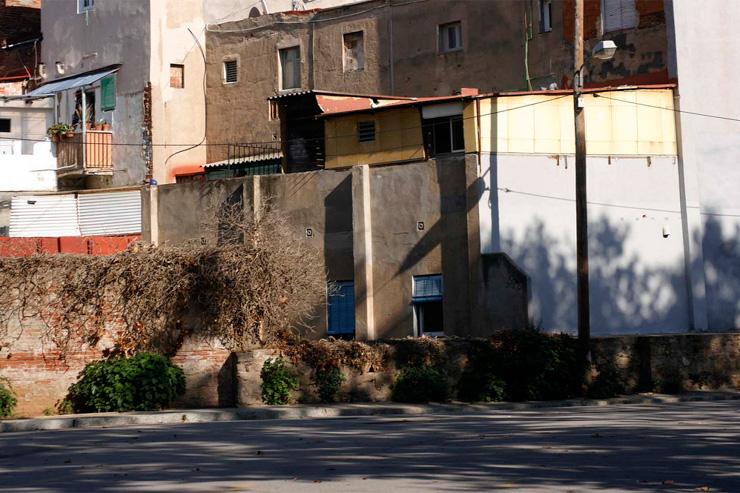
666;0;740;331
0;99;57;192
479;153;690;335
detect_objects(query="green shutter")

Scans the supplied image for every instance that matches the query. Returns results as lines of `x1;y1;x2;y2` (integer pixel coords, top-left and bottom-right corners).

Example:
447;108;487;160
101;75;116;111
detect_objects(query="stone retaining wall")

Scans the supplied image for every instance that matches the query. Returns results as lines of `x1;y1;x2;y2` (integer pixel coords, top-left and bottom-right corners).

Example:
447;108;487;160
1;329;737;416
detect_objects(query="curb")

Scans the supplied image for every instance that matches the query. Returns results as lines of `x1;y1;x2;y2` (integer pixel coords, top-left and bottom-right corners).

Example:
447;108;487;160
1;391;738;433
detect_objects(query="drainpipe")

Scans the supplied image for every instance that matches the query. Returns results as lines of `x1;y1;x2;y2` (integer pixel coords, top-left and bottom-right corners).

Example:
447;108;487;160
388;0;395;94
81;89;87;169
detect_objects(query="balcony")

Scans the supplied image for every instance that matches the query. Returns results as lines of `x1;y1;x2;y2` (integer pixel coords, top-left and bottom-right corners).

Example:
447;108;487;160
55;130;113;176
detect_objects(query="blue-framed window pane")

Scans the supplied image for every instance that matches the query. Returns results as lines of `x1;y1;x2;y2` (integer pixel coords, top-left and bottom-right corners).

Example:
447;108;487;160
328;281;355;336
412;274;442;302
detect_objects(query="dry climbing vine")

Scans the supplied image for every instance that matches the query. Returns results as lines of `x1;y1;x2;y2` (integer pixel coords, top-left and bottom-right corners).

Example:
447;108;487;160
0;206;325;358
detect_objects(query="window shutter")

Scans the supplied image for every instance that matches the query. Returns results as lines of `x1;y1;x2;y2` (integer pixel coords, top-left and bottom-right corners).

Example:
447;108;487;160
101;75;116;111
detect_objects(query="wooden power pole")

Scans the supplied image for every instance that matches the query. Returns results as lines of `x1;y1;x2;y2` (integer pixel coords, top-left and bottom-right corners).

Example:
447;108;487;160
573;0;591;361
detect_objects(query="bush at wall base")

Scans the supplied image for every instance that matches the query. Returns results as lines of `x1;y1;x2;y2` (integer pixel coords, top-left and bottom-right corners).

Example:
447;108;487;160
67;353;186;413
314;366;345;403
391;365;450;403
0;382;17;418
261;358;299;405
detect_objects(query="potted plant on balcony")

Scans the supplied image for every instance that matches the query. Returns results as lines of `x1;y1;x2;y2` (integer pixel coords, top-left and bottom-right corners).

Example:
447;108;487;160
47;123;74;142
97;119;110;131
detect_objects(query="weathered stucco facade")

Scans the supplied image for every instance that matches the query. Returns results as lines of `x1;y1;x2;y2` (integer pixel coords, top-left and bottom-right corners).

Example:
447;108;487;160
145;155;526;340
204;0;672;164
39;0;207;187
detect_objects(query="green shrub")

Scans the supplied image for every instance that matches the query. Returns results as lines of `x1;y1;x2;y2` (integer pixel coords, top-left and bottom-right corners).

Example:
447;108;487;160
455;330;583;402
261;358;299;405
457;370;505;402
314;366;345;403
391;366;449;403
67;353;186;413
587;362;627;399
0;381;17;418
490;329;582;401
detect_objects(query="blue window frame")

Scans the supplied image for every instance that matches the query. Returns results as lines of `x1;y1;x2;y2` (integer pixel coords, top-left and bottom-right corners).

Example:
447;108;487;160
412;274;443;336
328;281;355;336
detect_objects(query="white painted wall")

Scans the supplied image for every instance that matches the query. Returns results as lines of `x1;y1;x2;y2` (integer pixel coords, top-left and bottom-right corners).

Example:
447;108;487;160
0;99;57;192
666;0;740;331
479;152;690;335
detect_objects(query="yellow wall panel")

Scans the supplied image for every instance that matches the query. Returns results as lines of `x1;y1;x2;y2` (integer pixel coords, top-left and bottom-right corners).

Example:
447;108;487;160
324;107;425;169
478;89;677;156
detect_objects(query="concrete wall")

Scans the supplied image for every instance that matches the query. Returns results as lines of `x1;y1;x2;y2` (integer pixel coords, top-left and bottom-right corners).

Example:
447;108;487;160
480;152;689;335
527;0;669;90
41;0;151;188
203;0;362;24
151;157;487;339
0;98;57;192
665;1;740;332
204;0;528;163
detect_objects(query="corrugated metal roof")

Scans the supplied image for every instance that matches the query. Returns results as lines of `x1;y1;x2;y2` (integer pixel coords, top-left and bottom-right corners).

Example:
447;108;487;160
9;194;80;237
26;68;119;96
78;191;141;236
204;152;282;168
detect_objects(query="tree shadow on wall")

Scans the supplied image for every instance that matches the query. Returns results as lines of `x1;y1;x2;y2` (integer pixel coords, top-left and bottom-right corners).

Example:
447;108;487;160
700;213;740;330
502;216;692;335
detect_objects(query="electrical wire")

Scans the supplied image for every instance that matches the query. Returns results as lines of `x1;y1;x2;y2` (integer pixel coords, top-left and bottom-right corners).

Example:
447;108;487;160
593;93;740;123
0;94;571;147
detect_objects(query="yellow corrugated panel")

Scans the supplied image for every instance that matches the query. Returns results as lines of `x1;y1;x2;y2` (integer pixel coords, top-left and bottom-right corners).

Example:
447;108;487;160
324;107;425;169
479;88;677;156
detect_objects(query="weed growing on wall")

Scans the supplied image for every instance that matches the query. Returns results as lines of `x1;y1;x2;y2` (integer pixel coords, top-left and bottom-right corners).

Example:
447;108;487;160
261;358;299;405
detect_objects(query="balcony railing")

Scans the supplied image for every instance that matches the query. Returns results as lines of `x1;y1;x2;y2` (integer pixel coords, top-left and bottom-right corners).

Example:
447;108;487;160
56;130;113;175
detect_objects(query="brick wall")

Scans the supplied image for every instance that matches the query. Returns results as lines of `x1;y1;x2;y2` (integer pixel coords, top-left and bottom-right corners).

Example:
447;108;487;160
0;320;233;416
0;235;141;257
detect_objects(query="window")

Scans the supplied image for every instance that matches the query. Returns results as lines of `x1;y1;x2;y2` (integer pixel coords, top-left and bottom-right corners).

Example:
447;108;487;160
223;60;238;84
0;119;10;133
170;64;184;88
343;31;365;72
422;115;464;156
248;7;262;17
540;0;553;33
438;21;462;53
602;0;637;33
327;281;355;337
279;46;301;90
72;90;96;128
412;275;443;336
77;0;94;13
357;120;376;143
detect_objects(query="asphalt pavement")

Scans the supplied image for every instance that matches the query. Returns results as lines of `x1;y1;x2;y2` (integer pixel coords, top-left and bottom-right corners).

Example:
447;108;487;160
1;400;738;492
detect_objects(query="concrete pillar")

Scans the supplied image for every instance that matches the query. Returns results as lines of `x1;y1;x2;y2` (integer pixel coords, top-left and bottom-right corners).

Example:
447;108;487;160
352;165;376;341
464;153;484;335
665;3;709;331
149;184;159;246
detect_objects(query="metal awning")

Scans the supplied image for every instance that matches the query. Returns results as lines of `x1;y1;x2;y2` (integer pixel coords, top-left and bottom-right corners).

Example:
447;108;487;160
25;68;119;96
204;152;282;169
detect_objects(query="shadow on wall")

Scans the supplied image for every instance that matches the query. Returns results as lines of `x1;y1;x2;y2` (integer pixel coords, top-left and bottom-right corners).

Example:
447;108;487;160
501;216;692;335
702;213;740;330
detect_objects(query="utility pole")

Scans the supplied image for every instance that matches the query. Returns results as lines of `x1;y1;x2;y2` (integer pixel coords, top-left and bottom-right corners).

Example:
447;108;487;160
573;0;591;364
